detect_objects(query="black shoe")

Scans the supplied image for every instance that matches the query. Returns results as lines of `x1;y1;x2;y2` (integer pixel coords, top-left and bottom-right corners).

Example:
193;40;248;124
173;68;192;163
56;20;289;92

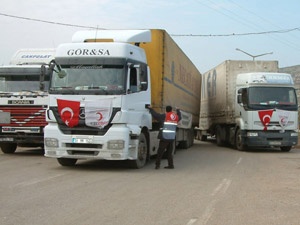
164;166;174;169
155;165;160;169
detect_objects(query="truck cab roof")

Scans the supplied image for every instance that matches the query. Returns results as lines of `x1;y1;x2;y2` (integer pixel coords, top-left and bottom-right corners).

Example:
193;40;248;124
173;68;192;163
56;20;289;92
237;72;294;86
9;48;55;65
55;42;147;64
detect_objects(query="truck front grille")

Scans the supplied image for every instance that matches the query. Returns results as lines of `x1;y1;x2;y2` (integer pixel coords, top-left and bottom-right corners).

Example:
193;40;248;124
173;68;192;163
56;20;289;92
0;105;47;127
67;150;99;156
65;143;103;148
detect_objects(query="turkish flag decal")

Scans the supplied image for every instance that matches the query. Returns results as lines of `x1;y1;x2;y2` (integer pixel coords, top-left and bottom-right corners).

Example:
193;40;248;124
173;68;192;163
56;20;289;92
57;99;80;127
258;109;274;130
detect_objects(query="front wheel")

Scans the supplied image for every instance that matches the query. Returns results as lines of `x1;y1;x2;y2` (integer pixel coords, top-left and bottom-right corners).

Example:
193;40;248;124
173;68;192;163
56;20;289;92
129;132;148;169
1;143;17;154
280;146;292;152
57;158;77;166
235;129;247;151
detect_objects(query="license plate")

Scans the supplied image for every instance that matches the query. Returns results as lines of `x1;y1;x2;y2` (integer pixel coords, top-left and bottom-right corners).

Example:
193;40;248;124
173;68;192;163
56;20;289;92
72;137;92;143
0;137;14;142
269;141;281;146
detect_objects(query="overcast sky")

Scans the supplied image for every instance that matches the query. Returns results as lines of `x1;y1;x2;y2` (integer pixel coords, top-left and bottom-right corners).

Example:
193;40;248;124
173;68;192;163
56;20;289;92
0;0;299;72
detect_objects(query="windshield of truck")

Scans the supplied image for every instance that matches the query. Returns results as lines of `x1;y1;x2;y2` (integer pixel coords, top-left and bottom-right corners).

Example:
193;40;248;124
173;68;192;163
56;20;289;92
0;75;49;93
49;65;126;95
247;87;298;110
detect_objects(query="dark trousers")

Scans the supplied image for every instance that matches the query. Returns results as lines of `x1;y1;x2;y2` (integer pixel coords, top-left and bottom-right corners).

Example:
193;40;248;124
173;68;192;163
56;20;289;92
155;140;174;167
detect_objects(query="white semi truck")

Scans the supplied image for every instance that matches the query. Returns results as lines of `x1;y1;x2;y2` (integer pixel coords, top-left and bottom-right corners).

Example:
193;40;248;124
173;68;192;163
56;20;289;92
0;49;55;153
196;60;298;151
44;29;201;168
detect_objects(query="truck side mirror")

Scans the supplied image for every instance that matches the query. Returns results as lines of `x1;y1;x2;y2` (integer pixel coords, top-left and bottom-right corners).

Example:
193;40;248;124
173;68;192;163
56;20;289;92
237;95;242;104
40;65;46;91
140;81;148;91
237;89;242;104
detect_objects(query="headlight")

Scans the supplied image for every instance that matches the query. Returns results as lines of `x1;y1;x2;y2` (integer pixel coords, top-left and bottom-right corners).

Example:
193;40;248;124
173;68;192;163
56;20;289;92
45;138;59;147
247;132;258;137
108;140;124;150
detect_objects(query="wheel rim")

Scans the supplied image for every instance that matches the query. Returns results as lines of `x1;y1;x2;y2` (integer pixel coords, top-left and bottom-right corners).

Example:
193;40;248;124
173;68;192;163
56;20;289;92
138;133;147;162
236;130;242;149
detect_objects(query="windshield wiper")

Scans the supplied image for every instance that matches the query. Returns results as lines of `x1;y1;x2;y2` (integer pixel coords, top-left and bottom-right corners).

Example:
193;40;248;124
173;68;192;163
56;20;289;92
0;92;13;97
50;87;73;90
21;90;41;94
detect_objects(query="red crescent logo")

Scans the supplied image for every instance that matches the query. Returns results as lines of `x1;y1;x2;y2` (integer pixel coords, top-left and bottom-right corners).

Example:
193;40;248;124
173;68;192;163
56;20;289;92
96;112;103;121
170;113;176;121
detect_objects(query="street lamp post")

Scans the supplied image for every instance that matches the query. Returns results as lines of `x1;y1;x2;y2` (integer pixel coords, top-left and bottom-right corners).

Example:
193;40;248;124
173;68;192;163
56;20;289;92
236;48;273;61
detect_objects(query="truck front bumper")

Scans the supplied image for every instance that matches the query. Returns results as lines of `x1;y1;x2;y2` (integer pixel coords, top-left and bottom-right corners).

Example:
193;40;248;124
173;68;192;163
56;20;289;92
44;123;138;160
242;130;298;147
0;133;44;144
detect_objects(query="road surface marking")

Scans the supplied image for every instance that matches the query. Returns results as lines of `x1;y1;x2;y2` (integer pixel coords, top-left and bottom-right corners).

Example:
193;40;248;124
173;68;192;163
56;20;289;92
14;174;64;187
193;179;232;225
198;199;217;225
236;157;242;165
186;218;198;225
211;178;231;196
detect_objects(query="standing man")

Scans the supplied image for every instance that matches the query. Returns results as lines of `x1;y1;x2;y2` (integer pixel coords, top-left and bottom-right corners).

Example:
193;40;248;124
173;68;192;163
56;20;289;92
147;105;181;169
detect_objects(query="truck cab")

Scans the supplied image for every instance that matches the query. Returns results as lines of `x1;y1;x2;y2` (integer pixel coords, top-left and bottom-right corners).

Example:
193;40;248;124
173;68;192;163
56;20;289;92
0;49;55;153
234;72;298;151
44;30;153;168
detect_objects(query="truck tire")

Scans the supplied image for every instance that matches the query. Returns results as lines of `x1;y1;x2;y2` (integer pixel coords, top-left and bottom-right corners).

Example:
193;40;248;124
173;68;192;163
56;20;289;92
200;135;207;141
216;126;224;146
1;143;17;154
235;129;247;151
129;132;148;169
280;146;292;152
178;129;194;149
57;158;77;166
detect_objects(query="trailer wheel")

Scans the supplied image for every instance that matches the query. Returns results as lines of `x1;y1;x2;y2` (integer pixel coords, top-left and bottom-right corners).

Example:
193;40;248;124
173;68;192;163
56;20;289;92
129;132;148;169
178;129;194;149
0;143;17;154
200;135;207;141
280;146;292;152
235;129;247;151
57;158;77;166
216;126;224;146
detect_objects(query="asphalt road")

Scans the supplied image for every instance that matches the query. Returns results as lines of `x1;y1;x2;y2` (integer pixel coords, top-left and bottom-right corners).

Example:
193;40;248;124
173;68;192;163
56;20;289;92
1;140;300;225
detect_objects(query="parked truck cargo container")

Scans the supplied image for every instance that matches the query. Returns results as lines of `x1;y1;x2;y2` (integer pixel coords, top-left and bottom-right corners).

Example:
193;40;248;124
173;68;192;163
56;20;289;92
196;60;298;151
0;49;55;153
44;29;201;168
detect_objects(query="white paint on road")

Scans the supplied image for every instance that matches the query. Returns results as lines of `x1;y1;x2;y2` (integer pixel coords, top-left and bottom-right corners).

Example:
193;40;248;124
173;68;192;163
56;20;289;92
14;174;65;187
191;178;232;225
189;155;242;225
211;178;231;196
186;218;198;225
236;157;242;165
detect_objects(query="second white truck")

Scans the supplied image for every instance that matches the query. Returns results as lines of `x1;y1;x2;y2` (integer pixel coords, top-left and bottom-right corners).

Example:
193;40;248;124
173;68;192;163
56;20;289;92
196;60;298;151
